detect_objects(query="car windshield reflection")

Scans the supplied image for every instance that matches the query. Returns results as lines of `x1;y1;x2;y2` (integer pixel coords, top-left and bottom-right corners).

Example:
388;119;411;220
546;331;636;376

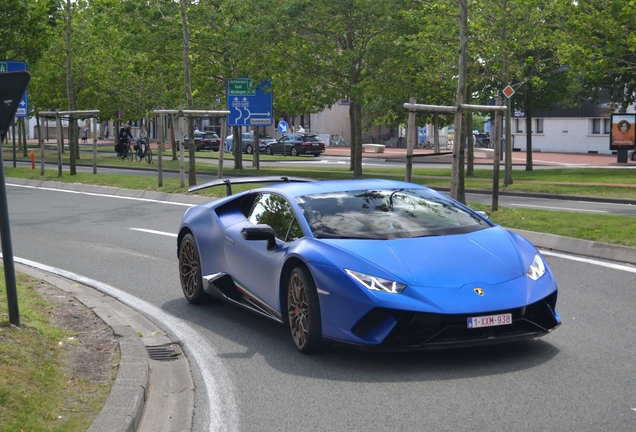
296;189;490;240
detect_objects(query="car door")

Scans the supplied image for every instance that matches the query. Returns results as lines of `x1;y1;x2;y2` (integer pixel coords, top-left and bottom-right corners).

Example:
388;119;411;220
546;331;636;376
223;193;302;312
272;136;285;154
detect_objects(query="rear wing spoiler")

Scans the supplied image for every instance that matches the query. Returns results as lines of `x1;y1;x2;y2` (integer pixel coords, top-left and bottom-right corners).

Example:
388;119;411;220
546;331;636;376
189;176;314;196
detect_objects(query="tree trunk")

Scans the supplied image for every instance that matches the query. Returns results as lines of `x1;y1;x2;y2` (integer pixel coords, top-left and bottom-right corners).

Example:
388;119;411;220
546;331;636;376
349;99;362;177
180;0;196;186
501;0;513;185
233;125;242;170
170;115;177;160
65;0;77;175
525;110;533;171
451;0;468;203
466;89;474;177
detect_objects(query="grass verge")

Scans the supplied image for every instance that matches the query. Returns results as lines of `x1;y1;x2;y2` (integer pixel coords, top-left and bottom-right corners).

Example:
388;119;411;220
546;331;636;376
0;269;112;431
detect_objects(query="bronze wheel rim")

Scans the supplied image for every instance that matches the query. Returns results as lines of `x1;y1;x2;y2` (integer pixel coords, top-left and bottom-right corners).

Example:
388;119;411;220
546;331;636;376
179;238;199;299
288;272;309;349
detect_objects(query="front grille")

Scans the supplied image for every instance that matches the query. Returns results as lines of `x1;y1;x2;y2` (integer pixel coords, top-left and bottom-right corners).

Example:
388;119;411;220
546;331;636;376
352;292;559;349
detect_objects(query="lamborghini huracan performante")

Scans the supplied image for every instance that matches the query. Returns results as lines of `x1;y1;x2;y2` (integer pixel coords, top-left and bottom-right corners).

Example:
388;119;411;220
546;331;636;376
177;178;561;354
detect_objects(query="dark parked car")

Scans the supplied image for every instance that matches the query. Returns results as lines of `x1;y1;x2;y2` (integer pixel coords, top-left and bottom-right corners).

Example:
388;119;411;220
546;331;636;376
199;132;221;151
182;132;203;150
265;133;325;157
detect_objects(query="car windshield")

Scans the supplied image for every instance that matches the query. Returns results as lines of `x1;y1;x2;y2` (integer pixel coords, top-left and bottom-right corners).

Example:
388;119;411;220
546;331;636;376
296;189;490;240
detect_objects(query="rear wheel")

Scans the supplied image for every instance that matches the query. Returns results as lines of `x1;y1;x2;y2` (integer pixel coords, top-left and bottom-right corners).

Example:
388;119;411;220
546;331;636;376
291;147;299;156
246;144;253;154
287;266;325;354
178;233;207;304
631;151;636;161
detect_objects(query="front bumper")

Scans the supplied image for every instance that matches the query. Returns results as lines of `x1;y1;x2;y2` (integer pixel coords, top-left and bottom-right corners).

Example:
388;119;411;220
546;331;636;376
343;291;560;351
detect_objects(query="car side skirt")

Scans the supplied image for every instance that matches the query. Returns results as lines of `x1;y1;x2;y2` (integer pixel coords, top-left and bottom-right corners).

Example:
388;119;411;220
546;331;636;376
203;273;283;324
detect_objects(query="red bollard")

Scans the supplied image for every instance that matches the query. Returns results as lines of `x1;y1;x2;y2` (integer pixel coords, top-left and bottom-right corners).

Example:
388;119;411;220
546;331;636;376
30;150;35;169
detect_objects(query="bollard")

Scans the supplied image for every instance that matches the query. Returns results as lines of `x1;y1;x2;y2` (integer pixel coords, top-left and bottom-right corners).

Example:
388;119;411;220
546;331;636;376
30;150;35;169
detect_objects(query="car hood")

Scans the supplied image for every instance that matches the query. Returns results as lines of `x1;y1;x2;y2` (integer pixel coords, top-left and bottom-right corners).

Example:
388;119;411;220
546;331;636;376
322;227;524;288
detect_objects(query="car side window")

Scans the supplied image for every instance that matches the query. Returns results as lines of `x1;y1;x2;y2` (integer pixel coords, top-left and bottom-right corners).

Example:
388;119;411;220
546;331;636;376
248;193;301;242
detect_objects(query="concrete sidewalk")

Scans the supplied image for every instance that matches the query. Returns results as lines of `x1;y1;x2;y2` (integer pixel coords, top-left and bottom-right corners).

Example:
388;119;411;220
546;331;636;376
323;145;636;167
7;177;636;432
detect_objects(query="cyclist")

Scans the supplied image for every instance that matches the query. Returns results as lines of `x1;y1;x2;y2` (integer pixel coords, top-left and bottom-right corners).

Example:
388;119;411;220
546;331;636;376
118;123;134;159
135;125;148;161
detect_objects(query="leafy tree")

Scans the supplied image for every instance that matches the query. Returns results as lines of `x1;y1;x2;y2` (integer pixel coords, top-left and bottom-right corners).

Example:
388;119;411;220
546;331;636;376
561;0;636;111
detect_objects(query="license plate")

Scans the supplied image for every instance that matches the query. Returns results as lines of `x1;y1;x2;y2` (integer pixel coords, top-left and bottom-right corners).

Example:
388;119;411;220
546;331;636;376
467;313;512;329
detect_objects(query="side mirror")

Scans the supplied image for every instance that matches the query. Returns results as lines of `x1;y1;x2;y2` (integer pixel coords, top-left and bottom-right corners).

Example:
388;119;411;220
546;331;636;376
241;225;277;250
475;210;490;220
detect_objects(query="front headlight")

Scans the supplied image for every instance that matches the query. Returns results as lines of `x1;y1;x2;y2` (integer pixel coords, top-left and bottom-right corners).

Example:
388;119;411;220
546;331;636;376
345;269;407;294
527;253;546;281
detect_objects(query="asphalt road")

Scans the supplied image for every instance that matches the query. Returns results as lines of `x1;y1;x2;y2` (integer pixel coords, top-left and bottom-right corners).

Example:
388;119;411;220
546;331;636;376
4;181;636;431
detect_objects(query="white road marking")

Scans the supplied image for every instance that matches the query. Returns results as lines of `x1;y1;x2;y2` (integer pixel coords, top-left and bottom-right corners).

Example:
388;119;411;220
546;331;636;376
7;183;196;207
511;203;608;213
541;250;636;274
5;254;239;432
130;228;178;237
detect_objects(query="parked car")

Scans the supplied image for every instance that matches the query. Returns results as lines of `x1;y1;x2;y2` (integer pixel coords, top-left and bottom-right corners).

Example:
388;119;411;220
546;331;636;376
177;177;561;353
265;133;325;157
182;132;203;150
199;132;221;151
236;132;275;154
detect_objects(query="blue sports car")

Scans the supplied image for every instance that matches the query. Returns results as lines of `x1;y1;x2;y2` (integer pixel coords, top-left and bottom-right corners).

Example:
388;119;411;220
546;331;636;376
177;178;561;354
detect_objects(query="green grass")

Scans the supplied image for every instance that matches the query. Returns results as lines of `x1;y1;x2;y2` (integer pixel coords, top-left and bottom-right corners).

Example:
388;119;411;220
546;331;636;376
0;269;111;431
3;160;635;247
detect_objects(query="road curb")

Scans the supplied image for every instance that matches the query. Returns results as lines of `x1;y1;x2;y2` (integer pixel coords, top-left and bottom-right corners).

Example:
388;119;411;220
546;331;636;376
13;262;195;432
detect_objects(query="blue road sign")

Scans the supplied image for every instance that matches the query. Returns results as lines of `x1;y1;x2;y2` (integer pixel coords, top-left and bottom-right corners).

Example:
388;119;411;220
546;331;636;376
278;120;289;135
0;61;28;117
227;78;273;127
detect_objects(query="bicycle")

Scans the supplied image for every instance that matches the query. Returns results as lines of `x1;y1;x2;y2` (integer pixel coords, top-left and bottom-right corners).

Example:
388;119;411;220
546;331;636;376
396;136;407;148
135;141;153;164
330;134;346;147
117;142;134;161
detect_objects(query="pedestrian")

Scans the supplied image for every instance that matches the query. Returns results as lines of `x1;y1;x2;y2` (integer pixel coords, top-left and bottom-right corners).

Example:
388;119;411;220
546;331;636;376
82;126;88;143
225;134;234;153
297;125;305;133
105;125;109;140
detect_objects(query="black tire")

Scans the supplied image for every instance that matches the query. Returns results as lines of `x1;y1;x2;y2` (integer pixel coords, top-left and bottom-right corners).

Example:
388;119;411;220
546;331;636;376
145;148;153;164
178;233;207;304
313;153;320;157
266;146;273;155
246;144;253;154
287;266;325;354
291;147;299;157
631;151;636;162
127;149;134;162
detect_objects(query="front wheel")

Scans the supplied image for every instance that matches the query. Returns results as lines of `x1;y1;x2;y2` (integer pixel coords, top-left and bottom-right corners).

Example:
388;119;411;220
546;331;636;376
291;147;299;157
178;233;207;304
287;266;325;354
145;148;153;164
246;144;253;154
631;151;636;161
266;146;273;155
